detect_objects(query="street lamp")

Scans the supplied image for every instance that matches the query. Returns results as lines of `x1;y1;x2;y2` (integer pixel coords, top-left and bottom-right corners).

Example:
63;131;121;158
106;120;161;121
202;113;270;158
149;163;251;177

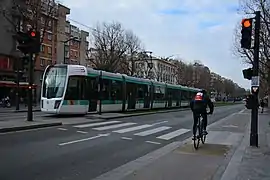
63;36;78;64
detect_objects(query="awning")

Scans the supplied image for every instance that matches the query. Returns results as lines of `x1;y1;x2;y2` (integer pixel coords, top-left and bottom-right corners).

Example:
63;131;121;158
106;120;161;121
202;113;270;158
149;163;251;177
0;81;37;88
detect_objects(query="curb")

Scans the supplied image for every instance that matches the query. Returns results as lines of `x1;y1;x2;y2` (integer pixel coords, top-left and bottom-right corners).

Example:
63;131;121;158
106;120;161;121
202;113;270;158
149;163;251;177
212;112;250;180
0;122;62;133
93;108;190;120
0;109;41;113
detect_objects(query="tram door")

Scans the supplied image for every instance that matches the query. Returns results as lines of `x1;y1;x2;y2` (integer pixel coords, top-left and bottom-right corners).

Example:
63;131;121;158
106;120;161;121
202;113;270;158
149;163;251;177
143;85;150;108
85;77;98;112
126;82;136;109
167;89;173;107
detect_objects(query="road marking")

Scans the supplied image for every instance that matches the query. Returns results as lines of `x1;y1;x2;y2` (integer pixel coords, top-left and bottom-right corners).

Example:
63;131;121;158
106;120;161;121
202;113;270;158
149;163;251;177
134;126;171;136
73;121;120;128
238;109;245;114
93;123;136;131
58;128;68;131
113;124;152;133
58;133;110;146
222;125;238;128
77;130;88;134
157;128;190;140
121;137;132;140
151;121;168;126
146;141;161;145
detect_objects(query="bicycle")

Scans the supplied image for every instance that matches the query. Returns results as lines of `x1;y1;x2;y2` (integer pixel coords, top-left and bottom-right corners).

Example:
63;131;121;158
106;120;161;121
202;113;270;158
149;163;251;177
193;112;210;150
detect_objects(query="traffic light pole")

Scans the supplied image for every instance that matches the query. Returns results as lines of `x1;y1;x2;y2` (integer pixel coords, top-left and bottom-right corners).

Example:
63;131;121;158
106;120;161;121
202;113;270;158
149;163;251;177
27;54;33;121
250;11;261;147
15;58;20;110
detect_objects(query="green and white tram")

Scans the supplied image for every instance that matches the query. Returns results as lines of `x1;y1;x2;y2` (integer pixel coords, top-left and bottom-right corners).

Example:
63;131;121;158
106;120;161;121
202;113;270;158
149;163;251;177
41;64;200;115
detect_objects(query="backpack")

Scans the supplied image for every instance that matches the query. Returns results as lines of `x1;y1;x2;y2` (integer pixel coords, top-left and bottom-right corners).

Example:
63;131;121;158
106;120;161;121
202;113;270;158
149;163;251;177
193;92;207;110
194;92;204;101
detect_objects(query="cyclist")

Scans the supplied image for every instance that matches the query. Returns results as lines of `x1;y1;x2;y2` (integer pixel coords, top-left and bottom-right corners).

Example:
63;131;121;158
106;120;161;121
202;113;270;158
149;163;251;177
190;89;214;140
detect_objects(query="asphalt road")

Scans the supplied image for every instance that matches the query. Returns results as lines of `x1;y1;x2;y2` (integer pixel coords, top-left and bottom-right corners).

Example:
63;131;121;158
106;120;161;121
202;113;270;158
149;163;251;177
0;104;244;180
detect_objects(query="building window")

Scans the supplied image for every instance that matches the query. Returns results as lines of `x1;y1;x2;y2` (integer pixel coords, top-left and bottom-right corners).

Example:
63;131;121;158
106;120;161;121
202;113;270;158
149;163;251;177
41;45;45;52
65;26;70;33
47;33;52;40
48;47;52;54
40;58;45;66
48;20;51;27
41;17;45;24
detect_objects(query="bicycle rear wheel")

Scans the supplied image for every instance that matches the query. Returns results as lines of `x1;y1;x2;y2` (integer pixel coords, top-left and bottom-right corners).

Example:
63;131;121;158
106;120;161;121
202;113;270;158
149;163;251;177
193;119;201;150
200;120;206;144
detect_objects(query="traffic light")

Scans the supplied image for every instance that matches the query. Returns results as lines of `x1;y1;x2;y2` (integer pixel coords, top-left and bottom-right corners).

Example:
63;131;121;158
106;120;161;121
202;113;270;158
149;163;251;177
22;56;29;70
241;18;253;49
14;29;40;54
242;68;253;80
245;94;254;109
27;30;40;54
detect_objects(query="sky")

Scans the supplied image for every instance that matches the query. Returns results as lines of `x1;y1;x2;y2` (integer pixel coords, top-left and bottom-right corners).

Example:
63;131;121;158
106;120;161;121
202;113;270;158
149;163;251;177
60;0;251;89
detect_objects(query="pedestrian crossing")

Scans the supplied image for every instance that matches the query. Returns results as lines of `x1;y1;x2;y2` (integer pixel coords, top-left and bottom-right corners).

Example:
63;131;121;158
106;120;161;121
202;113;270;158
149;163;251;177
73;120;191;141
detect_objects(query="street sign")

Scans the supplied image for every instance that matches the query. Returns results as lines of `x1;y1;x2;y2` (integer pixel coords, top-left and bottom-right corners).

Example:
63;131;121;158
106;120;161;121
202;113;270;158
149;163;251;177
252;86;258;92
251;76;259;86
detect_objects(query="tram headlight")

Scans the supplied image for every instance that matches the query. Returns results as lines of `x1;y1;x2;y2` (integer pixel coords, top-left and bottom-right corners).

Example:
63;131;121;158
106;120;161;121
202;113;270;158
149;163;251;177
54;100;61;109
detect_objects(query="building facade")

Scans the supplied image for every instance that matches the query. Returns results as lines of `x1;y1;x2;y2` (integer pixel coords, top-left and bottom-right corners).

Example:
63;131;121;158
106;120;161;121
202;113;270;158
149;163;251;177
0;0;89;104
128;57;177;84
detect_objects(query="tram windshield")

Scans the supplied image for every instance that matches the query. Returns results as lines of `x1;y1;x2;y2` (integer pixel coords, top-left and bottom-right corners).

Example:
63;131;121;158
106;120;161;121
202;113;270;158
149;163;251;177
42;66;67;99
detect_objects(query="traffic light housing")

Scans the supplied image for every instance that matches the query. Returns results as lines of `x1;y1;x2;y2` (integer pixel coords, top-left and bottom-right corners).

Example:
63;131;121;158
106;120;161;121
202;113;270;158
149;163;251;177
241;18;253;49
14;29;40;54
245;94;253;109
27;30;40;54
242;68;253;80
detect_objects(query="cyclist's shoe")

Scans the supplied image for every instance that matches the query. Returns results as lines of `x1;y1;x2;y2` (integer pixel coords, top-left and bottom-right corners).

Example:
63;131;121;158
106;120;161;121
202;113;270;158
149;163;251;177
202;130;208;135
192;135;196;140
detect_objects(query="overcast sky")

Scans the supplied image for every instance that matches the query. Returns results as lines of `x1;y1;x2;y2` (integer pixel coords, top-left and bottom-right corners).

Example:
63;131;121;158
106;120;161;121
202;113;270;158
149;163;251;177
60;0;251;89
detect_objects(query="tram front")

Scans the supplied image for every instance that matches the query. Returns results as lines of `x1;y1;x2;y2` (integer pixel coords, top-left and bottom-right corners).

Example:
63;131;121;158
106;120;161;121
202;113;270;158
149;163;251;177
40;65;68;114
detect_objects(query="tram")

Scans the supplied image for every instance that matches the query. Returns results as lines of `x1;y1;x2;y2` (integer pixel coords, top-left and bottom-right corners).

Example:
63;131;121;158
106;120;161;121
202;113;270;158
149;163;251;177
40;64;200;115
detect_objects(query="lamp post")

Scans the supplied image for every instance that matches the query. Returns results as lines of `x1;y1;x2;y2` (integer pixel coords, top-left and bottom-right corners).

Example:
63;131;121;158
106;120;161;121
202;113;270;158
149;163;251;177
63;37;78;64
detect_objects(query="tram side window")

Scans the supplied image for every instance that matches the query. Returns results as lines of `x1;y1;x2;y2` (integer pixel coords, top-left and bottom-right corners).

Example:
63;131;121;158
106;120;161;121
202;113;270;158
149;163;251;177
101;79;122;100
181;90;189;101
137;84;148;100
154;86;165;101
172;89;180;100
64;76;86;100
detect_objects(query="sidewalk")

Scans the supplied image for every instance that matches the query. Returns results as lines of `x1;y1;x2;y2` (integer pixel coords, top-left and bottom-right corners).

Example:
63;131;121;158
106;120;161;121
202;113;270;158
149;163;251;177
220;108;270;180
93;108;266;180
0;105;40;113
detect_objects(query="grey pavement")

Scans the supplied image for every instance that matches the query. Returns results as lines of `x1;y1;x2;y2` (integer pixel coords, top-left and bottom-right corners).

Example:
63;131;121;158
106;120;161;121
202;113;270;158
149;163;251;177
104;107;248;180
220;108;270;180
0;104;245;180
0;105;40;113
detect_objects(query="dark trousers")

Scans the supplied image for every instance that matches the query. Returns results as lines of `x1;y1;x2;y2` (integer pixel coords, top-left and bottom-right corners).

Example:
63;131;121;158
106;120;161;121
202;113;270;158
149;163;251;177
192;112;207;136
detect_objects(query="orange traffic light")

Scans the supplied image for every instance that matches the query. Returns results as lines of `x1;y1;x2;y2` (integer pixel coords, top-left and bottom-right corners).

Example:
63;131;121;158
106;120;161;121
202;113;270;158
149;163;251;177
242;19;252;28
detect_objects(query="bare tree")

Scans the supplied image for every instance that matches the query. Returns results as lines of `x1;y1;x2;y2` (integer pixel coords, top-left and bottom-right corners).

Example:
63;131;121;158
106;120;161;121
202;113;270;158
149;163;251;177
1;0;57;52
122;30;144;75
173;60;194;86
233;0;270;96
88;21;129;73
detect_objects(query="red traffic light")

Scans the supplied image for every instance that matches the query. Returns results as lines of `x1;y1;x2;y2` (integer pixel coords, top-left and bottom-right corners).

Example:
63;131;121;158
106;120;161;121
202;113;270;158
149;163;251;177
30;31;36;37
242;19;252;28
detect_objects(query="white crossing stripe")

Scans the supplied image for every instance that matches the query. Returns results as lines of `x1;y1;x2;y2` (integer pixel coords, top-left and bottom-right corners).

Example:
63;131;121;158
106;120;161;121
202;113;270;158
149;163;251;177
134;126;172;136
145;141;161;145
74;121;120;128
157;128;190;140
113;125;152;133
93;123;136;131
